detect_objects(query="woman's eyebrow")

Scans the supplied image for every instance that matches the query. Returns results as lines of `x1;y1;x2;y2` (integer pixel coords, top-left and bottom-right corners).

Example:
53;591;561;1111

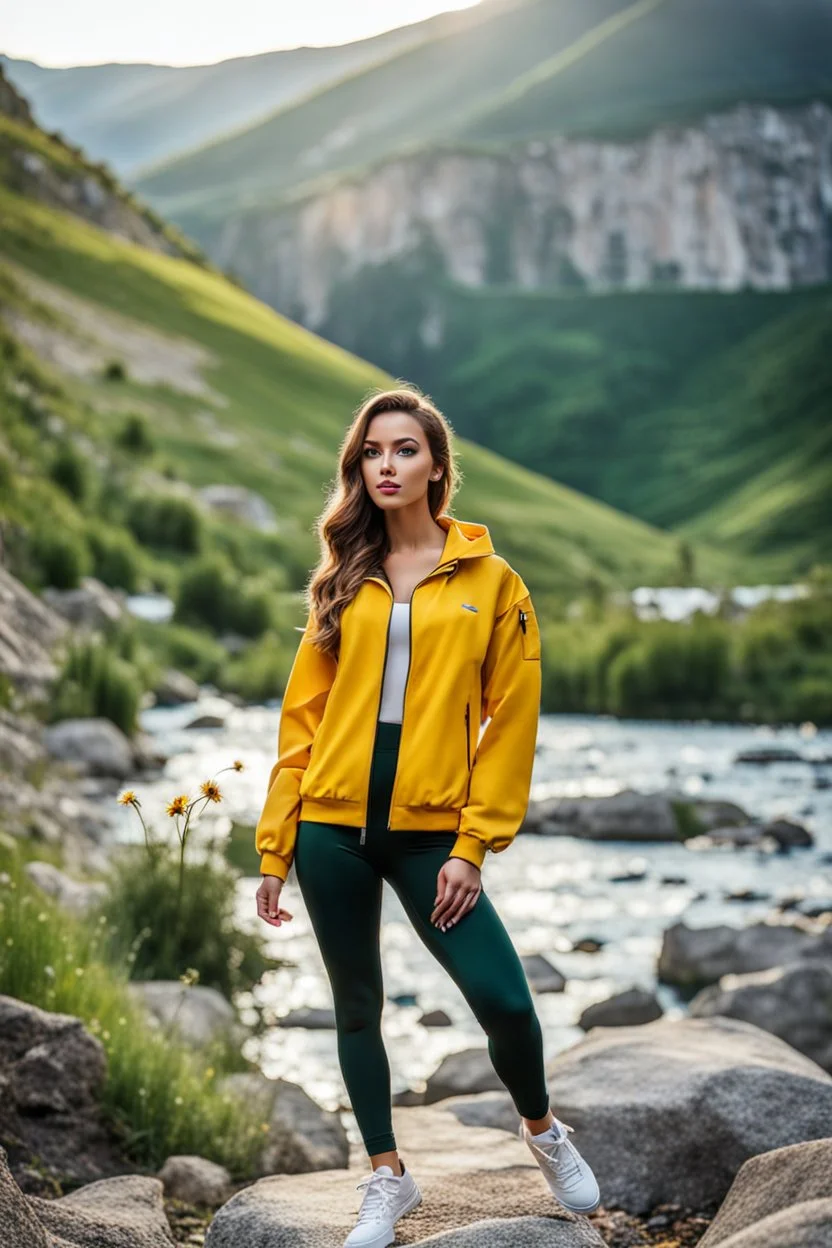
363;436;420;446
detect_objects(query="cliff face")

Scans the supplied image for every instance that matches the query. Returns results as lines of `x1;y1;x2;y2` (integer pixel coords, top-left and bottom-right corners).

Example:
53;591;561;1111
209;102;832;329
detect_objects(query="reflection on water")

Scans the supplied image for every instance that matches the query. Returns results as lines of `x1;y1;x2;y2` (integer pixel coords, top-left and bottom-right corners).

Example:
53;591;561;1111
117;696;831;1131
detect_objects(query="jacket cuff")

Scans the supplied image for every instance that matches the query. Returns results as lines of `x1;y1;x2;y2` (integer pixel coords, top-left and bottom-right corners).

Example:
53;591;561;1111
449;832;487;870
260;851;290;881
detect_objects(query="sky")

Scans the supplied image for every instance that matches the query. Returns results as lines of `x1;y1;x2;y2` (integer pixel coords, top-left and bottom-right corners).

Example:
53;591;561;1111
2;0;483;68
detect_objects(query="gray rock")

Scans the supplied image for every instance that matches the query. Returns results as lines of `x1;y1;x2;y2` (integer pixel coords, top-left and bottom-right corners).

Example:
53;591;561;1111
441;1090;519;1134
522;955;566;993
698;1137;832;1247
0;708;47;773
23;861;107;916
184;714;226;730
0;1144;175;1247
527;790;679;841
42;576;126;631
218;1073;349;1175
763;818;813;848
153;669;201;706
424;1048;505;1104
197;485;278;534
657;919;829;987
734;746;804;764
157;1154;231;1207
578;987;663;1030
689;960;832;1072
43;716;135;779
707;1200;832;1247
539;1014;832;1214
127;981;246;1048
276;1006;337;1029
0;566;67;696
413;1219;605;1245
419;1009;453;1026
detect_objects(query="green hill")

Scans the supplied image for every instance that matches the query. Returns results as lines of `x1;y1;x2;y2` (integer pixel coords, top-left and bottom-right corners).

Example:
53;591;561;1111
136;0;832;231
408;284;832;576
0;84;720;625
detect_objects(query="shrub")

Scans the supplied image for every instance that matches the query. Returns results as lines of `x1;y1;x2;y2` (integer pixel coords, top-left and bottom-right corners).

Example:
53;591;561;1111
175;555;274;638
103;359;127;382
48;442;90;502
28;523;91;589
51;637;142;736
115;413;154;455
126;492;202;554
85;522;142;592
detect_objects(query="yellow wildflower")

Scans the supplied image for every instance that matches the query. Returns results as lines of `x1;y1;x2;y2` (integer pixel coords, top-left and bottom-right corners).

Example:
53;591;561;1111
200;780;222;803
166;794;189;817
118;790;138;806
232;759;245;772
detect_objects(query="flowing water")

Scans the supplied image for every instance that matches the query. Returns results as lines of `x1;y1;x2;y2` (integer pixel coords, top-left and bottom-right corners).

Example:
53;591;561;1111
113;692;832;1144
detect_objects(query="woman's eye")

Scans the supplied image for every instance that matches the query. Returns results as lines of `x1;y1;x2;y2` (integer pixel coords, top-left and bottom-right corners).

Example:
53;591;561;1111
363;447;417;457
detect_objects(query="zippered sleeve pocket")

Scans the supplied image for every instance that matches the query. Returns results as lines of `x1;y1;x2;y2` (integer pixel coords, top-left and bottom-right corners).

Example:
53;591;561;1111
518;598;541;660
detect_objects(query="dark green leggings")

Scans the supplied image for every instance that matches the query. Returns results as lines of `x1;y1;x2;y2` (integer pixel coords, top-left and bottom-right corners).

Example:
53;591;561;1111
294;719;550;1156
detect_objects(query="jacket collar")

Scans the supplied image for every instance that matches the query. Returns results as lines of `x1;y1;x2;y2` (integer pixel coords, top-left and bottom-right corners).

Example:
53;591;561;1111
434;513;494;565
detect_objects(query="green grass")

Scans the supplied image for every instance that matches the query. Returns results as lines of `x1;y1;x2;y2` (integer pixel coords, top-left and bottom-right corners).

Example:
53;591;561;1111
0;186;720;597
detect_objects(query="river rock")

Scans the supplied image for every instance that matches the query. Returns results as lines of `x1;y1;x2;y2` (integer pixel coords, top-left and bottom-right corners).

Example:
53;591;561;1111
734;746;804;764
158;1154;232;1207
578;988;663;1029
0;1144;174;1247
526;790;679;840
698;1136;832;1247
23;860;108;916
185;714;226;730
202;1101;604;1246
0;708;46;772
657;919;831;988
440;1090;519;1134
424;1048;506;1104
42;716;135;779
218;1073;349;1174
127;981;245;1048
689;960;832;1072
419;1009;453;1027
275;1006;337;1029
538;1014;832;1214
153;668;201;705
521;955;566;993
763;818;813;849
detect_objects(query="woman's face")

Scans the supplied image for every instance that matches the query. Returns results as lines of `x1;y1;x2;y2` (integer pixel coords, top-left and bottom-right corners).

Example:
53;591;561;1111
360;410;442;510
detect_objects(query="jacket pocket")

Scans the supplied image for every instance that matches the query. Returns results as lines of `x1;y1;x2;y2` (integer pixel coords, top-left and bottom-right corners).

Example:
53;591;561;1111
518;600;541;660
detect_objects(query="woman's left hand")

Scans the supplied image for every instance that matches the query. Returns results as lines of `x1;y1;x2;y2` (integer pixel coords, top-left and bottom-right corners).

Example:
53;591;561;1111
431;858;482;930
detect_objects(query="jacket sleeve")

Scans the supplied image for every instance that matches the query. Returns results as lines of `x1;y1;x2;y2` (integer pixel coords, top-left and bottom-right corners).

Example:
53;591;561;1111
450;570;542;870
255;618;338;881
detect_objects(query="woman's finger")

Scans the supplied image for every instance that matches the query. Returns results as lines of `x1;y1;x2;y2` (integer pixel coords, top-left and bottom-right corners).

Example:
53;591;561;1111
444;889;480;927
431;883;461;926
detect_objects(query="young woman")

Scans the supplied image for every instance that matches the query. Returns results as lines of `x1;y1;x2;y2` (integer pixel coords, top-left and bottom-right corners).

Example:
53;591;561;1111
254;386;600;1246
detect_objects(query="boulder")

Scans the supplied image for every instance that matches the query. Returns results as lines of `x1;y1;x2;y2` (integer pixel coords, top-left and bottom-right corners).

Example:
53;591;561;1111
657;920;831;988
734;747;804;764
0;1144;174;1247
578;988;663;1030
157;1154;231;1208
43;717;135;779
41;577;126;631
0;997;126;1188
698;1137;832;1247
24;861;108;917
153;669;201;706
537;1014;832;1214
689;960;832;1072
127;981;246;1049
418;1009;453;1027
0;566;67;696
521;955;566;993
424;1048;506;1104
218;1073;349;1175
276;1006;337;1029
202;1102;605;1246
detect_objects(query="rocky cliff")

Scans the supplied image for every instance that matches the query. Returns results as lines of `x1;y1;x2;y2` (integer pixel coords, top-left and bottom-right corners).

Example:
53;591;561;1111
210;101;832;330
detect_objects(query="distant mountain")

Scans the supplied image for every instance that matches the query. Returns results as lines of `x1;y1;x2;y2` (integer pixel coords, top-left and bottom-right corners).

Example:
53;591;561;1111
0;1;507;176
135;0;832;229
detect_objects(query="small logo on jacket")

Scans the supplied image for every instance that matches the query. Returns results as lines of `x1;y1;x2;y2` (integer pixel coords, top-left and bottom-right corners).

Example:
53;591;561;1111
461;603;478;612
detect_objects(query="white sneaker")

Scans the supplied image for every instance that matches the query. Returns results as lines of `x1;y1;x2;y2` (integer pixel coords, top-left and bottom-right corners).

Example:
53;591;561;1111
519;1116;601;1213
343;1160;422;1247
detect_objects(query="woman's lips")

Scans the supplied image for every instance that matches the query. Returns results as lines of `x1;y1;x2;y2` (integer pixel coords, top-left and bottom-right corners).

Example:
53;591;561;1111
378;483;400;491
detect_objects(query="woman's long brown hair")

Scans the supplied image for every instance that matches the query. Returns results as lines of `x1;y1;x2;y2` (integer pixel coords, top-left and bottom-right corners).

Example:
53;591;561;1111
303;383;461;660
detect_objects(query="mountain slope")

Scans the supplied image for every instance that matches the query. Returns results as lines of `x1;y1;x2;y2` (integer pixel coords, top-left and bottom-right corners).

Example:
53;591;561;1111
0;1;514;176
0;75;721;601
136;0;832;231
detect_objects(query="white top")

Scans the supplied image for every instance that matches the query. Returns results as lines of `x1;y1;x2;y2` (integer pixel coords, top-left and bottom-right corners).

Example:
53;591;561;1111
378;601;410;723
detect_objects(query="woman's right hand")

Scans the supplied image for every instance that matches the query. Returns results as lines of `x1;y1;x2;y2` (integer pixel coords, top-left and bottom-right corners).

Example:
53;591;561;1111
256;875;294;928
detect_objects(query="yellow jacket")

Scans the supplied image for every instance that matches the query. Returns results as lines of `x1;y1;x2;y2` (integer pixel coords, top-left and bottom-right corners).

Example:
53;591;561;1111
255;513;541;880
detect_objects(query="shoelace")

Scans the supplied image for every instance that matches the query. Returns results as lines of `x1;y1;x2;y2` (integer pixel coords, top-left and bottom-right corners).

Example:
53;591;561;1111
528;1121;583;1184
353;1170;402;1223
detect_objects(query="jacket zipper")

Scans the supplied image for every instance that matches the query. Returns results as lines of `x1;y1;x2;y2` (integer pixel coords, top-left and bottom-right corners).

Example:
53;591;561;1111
519;608;527;633
384;559;458;831
465;700;471;771
360;570;394;846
